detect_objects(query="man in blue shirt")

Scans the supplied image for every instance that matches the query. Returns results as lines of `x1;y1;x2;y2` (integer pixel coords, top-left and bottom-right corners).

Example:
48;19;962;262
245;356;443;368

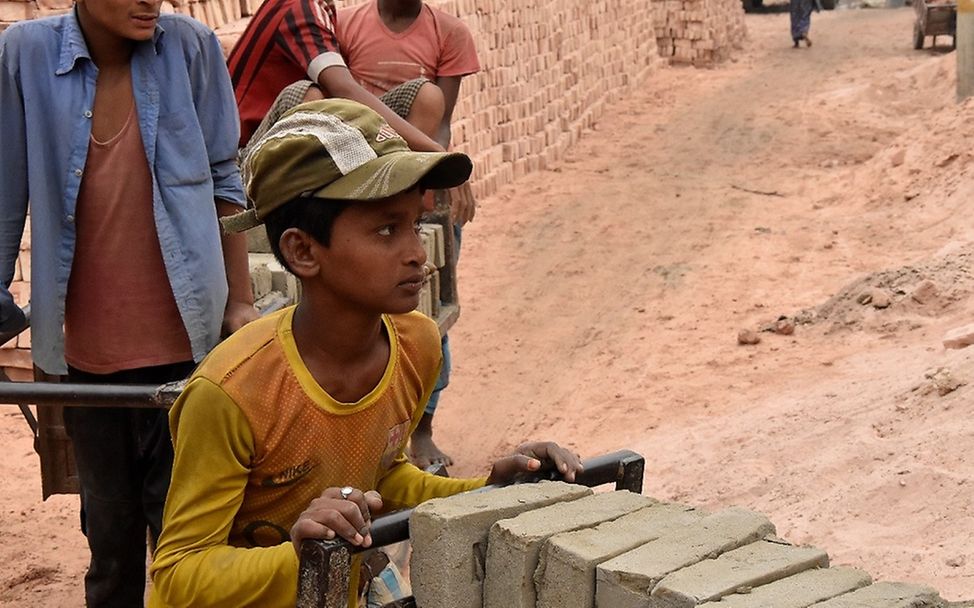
0;0;256;604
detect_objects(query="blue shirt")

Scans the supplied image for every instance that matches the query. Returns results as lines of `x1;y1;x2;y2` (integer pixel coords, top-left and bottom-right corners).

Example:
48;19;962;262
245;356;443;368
0;11;245;375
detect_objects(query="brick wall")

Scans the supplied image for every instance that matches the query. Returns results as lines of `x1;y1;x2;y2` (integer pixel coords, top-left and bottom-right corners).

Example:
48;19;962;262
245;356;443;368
0;0;744;377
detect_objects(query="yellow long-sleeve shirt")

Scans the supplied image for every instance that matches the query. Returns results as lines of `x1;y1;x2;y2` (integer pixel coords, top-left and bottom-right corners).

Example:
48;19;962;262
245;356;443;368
149;307;484;607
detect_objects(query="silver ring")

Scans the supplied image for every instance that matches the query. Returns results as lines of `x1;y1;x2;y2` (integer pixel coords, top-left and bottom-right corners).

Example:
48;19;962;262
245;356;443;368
340;486;354;500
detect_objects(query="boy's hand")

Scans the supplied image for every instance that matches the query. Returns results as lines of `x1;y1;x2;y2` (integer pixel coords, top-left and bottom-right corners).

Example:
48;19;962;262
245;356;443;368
290;487;383;554
486;442;584;486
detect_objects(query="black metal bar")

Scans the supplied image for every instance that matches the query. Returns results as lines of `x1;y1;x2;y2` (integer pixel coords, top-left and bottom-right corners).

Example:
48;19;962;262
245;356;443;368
0;301;293;412
0;366;38;438
296;450;646;608
617;450;646;494
517;449;645;493
0;380;186;409
17;404;37;436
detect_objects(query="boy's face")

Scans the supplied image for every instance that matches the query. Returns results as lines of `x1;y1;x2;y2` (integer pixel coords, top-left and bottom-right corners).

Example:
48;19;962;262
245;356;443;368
315;189;432;315
77;0;162;43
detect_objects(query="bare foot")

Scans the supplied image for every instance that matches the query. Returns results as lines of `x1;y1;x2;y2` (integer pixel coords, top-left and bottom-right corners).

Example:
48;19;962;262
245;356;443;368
409;433;454;469
409;413;454;469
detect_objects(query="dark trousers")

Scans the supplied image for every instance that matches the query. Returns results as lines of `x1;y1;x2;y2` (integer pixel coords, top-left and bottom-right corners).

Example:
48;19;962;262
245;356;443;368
63;361;195;608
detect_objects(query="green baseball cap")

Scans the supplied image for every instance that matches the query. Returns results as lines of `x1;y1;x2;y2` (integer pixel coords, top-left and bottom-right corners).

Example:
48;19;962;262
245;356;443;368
222;99;473;233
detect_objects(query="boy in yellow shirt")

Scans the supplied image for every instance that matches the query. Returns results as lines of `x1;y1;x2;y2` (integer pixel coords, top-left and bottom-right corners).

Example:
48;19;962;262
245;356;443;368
149;99;582;607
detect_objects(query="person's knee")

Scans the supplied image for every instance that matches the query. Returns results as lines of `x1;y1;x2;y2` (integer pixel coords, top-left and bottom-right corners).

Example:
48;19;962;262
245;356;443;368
406;81;445;138
302;85;326;103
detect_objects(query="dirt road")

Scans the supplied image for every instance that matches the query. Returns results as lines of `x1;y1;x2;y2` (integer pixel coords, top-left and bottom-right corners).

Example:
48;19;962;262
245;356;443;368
442;6;973;600
2;6;972;605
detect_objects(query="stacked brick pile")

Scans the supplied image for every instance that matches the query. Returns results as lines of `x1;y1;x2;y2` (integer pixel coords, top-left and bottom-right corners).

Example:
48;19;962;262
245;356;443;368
653;0;747;64
410;481;952;608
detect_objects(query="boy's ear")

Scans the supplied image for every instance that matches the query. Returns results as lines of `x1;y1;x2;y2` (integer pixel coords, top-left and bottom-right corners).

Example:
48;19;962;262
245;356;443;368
278;228;321;279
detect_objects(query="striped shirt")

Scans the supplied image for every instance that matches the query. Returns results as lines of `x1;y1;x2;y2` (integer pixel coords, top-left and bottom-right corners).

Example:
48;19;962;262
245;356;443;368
227;0;345;146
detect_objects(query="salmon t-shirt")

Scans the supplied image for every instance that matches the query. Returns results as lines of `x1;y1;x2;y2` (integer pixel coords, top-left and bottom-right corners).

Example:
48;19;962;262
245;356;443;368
64;104;193;374
336;1;480;95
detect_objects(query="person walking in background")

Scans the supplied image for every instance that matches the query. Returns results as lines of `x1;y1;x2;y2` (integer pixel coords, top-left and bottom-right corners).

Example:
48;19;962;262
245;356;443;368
337;0;481;469
791;0;820;47
0;0;255;604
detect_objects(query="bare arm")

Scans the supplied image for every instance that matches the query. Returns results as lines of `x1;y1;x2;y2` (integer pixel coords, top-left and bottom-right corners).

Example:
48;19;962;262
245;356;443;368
318;66;444;153
434;75;476;225
433;75;462;149
217;200;258;336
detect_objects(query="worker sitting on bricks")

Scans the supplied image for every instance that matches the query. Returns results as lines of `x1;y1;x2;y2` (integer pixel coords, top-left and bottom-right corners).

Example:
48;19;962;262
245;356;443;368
227;0;444;153
148;99;583;608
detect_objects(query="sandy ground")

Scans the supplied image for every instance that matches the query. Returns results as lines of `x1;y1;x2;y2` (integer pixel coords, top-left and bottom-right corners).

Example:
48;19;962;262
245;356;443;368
2;6;972;606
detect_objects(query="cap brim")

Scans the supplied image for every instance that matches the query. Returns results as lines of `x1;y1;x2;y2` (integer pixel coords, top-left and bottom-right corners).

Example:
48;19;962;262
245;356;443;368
312;151;473;201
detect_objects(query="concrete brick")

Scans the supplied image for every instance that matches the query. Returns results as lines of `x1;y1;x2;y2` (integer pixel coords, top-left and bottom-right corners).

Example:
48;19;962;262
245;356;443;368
942;323;974;350
698;566;873;608
807;581;944;608
648;539;829;608
537;502;703;608
429;223;447;268
245;225;272;254
596;507;778;607
411;481;592;608
16;326;30;349
2;364;32;381
0;347;32;370
248;253;299;302
0;2;32;22
484;490;656;608
248;261;272;300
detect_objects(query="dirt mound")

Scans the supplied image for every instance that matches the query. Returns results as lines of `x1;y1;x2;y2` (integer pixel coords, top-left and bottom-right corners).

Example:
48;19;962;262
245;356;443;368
792;243;974;332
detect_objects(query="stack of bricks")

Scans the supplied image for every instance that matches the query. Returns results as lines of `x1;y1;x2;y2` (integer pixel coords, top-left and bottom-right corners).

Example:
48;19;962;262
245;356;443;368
410;481;952;608
417;223;446;320
162;0;243;33
652;0;747;64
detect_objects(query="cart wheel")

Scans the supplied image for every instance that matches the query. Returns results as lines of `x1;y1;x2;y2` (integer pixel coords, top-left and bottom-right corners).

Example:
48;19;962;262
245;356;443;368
913;22;924;50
